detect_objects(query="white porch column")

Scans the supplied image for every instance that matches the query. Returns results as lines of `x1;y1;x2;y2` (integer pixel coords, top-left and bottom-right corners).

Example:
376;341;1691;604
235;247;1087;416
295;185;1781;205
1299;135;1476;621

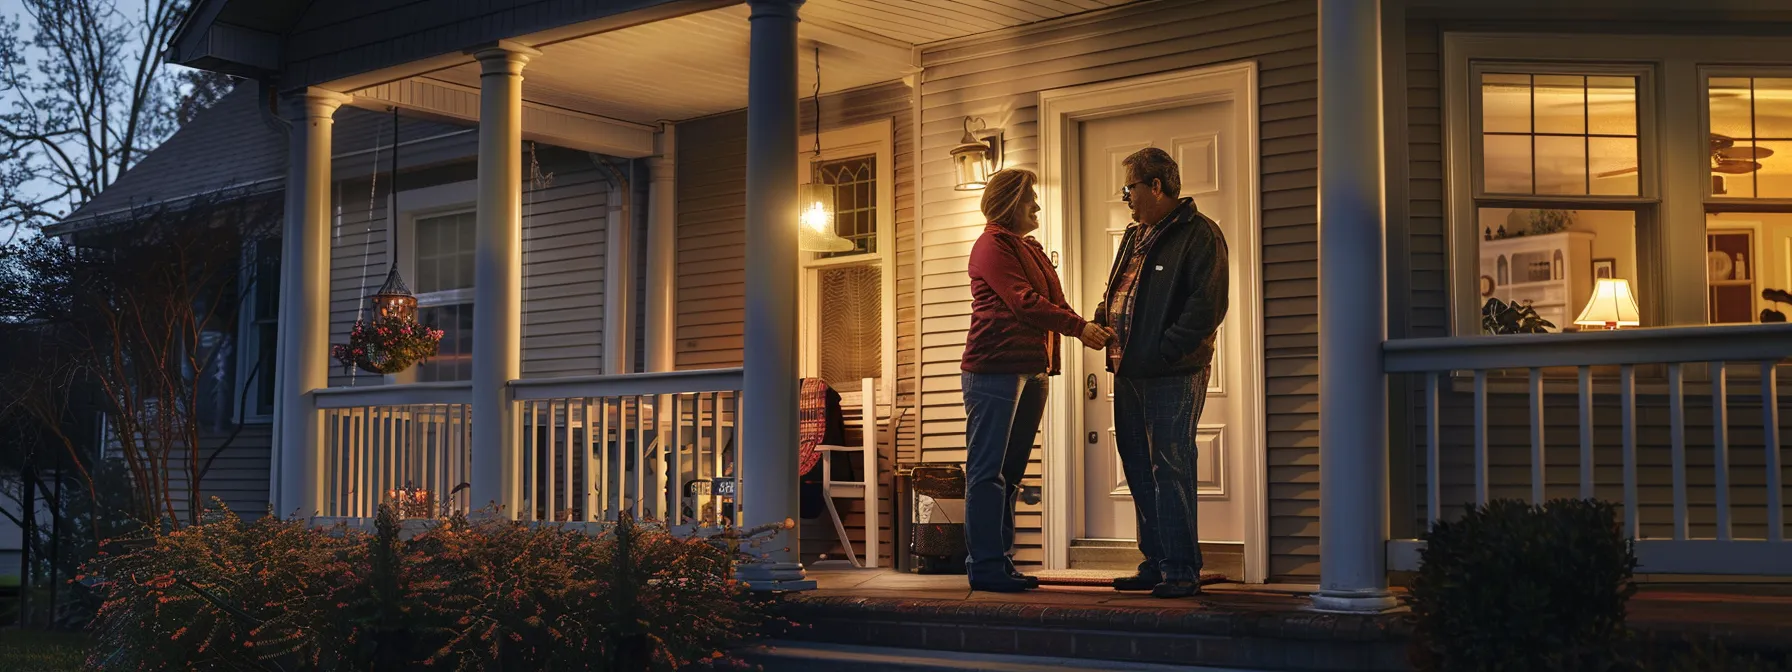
1313;0;1397;613
738;0;812;591
644;126;677;374
470;43;538;518
274;88;349;518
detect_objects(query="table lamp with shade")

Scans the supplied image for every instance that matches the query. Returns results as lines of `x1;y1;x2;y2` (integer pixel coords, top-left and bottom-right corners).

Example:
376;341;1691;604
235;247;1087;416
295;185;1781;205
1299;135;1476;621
1575;278;1642;330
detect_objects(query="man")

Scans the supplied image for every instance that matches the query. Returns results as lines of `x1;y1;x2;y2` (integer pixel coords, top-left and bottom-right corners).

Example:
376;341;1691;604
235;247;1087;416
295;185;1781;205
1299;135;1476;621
1094;147;1229;598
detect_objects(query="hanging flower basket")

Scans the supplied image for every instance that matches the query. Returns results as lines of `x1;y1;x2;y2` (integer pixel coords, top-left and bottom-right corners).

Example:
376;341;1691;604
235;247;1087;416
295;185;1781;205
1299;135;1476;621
331;268;443;375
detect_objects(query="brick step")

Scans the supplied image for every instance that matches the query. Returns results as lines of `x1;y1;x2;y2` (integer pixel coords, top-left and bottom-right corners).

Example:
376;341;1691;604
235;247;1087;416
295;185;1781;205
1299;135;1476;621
772;594;1411;672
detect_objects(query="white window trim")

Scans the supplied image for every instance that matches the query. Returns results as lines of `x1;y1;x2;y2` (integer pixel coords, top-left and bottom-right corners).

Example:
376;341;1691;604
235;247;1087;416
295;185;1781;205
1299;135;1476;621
797;118;896;408
1442;33;1792;335
387;180;479;385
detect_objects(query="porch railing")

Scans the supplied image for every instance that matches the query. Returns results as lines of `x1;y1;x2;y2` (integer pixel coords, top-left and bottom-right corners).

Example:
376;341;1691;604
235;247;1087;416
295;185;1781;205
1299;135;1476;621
509;368;742;527
314;382;473;518
1384;323;1792;575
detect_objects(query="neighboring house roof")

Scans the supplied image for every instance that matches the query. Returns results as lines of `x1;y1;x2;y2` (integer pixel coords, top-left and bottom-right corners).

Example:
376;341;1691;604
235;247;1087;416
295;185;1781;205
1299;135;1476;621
52;85;472;235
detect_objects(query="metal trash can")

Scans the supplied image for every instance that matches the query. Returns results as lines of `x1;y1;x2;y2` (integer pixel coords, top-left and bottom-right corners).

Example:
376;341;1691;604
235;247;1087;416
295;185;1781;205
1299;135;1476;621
908;463;966;574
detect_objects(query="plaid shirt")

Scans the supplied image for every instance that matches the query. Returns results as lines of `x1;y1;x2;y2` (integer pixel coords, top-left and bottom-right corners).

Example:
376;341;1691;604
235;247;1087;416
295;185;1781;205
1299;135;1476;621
1105;220;1171;372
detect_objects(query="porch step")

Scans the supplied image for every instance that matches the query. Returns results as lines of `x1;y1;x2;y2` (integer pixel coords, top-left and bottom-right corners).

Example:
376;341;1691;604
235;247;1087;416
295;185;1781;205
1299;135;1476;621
738;641;1263;672
771;593;1411;671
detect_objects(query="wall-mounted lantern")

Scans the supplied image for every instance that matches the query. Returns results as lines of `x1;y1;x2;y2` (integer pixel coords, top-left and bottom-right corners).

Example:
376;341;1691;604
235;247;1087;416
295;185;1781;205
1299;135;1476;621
951;116;1003;191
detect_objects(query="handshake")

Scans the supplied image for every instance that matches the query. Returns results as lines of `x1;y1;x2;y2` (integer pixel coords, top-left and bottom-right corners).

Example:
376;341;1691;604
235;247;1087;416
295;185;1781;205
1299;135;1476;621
1078;302;1116;350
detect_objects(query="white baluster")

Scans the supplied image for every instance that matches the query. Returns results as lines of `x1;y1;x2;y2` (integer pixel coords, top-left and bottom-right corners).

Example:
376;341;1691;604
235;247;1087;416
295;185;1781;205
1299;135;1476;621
1620;365;1638;539
1530;367;1546;504
1763;362;1784;544
1474;370;1488;505
1712;363;1730;541
1578;367;1594;501
1669;363;1688;541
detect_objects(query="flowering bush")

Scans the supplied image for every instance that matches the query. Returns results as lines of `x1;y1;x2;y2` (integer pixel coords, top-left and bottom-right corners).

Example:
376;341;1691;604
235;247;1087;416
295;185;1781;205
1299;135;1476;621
331;315;444;375
80;505;772;671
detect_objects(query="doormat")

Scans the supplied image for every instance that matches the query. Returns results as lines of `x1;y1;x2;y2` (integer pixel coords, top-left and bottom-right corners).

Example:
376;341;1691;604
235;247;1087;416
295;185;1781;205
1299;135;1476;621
1030;568;1229;587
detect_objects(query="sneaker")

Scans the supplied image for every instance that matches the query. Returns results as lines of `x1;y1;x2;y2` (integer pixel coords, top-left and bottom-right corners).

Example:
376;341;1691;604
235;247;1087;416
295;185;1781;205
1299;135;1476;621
1113;572;1163;591
1151;580;1201;599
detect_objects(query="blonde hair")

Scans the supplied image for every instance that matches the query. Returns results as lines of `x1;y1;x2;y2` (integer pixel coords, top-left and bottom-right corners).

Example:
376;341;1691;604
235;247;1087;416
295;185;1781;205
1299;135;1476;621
980;168;1038;231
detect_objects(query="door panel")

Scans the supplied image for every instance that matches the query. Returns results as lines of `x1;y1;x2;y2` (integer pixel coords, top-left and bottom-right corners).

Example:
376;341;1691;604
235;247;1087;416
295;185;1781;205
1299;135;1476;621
1077;100;1246;545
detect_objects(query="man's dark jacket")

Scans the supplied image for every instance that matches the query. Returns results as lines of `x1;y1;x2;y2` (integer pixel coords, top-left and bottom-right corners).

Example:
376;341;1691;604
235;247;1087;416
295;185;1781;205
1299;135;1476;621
1101;198;1229;379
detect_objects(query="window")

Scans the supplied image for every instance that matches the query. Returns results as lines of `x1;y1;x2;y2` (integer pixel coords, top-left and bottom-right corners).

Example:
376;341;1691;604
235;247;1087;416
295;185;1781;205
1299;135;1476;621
1704;74;1792;324
1468;67;1650;333
798;121;895;400
412;211;476;382
239;238;281;419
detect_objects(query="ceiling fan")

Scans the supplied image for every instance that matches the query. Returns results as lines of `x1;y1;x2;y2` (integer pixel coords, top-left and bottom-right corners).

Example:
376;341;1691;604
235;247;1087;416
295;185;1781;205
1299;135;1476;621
1593;133;1774;193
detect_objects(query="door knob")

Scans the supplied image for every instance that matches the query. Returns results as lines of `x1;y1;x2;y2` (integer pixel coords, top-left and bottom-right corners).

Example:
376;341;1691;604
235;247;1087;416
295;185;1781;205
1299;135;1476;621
1086;373;1098;400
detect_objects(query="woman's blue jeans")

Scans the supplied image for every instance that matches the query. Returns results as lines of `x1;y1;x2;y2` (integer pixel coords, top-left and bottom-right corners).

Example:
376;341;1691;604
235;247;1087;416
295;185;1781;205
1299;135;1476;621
960;372;1049;580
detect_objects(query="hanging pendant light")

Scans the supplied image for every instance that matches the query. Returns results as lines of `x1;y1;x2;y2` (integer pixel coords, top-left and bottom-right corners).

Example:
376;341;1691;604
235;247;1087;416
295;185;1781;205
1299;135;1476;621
372;106;421;319
798;45;854;253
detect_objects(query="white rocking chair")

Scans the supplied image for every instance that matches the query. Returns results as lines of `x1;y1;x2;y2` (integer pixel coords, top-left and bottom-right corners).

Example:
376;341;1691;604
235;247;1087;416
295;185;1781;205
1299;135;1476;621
816;378;879;568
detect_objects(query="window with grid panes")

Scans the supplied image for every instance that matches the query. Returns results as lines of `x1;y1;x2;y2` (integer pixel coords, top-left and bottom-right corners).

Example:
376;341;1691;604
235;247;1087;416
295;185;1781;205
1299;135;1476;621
412;211;476;382
804;154;882;391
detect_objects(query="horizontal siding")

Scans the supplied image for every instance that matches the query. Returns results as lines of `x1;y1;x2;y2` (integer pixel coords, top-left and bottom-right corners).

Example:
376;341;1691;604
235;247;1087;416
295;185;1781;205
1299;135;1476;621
916;0;1319;577
164;424;274;521
329;146;610;388
674;81;917;566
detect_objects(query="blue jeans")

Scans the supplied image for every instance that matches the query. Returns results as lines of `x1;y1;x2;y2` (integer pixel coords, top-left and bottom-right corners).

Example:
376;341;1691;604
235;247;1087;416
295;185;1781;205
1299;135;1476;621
1114;368;1211;582
960;372;1049;580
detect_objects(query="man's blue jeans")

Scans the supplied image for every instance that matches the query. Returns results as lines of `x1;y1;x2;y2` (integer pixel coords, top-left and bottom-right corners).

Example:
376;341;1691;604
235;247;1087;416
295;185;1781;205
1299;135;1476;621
1114;367;1211;582
960;372;1048;580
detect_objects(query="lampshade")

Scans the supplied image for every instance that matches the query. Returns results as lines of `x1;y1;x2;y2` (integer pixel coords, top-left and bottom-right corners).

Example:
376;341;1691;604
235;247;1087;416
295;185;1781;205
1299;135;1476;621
1575;278;1641;329
797;181;853;253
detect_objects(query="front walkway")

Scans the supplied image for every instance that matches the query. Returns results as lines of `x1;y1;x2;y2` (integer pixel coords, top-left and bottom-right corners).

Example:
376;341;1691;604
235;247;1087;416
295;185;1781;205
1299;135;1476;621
768;568;1792;671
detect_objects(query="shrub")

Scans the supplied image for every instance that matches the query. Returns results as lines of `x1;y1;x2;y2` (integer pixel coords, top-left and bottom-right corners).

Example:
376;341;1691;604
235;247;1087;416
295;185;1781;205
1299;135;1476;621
81;504;770;671
1406;498;1638;672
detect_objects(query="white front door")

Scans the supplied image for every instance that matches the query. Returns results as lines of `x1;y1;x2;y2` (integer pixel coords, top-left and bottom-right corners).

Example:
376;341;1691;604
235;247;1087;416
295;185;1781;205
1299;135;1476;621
1076;100;1250;549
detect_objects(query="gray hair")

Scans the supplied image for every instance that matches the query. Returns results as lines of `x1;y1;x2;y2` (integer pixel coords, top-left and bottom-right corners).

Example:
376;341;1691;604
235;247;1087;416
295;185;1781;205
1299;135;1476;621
1122;147;1181;199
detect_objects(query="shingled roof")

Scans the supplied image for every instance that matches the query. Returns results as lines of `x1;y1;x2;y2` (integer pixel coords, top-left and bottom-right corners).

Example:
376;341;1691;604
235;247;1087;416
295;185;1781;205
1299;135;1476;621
56;84;471;232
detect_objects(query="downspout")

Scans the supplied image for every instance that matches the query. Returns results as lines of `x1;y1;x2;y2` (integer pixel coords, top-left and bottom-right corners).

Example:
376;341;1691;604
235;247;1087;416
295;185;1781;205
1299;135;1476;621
258;76;290;510
591;153;634;376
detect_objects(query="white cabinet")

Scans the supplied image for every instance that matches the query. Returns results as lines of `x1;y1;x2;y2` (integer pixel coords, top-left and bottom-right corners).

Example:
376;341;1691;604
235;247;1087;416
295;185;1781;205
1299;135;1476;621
1478;231;1596;332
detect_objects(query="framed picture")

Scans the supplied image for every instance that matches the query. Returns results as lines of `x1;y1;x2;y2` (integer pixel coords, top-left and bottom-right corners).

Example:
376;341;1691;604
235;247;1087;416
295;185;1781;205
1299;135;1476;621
1593;258;1617;280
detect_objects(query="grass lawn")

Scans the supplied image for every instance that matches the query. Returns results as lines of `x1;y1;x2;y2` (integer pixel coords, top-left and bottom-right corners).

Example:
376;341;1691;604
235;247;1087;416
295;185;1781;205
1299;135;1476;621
0;629;88;672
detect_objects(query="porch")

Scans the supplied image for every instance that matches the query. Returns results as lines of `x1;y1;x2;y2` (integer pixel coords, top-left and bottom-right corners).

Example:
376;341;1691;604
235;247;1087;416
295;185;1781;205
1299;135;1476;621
227;0;1792;608
752;567;1792;671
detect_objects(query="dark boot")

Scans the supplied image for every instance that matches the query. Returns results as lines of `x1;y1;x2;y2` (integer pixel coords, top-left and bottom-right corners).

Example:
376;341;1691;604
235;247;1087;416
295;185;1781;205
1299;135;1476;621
970;574;1033;593
1151;580;1201;598
1006;564;1040;588
1113;571;1162;591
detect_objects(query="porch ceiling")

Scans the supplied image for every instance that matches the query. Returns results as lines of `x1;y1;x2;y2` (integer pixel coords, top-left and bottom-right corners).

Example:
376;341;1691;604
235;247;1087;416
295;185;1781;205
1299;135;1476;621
335;0;1136;145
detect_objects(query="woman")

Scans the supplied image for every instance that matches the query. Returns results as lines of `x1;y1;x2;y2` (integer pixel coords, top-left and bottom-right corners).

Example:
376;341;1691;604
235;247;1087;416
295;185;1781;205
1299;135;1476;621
960;168;1112;592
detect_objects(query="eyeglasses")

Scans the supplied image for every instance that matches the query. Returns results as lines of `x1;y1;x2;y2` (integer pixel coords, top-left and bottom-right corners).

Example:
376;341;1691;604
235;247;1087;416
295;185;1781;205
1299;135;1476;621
1120;180;1151;200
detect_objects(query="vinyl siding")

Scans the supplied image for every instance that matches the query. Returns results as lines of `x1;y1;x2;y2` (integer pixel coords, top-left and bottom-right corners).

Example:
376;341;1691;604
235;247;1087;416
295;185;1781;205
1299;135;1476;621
915;0;1319;578
161;424;275;521
673;81;918;566
1393;13;1792;546
328;145;612;389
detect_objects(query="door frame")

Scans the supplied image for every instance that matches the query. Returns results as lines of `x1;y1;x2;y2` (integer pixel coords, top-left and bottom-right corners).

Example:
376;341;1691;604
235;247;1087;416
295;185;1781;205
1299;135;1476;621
1036;61;1266;583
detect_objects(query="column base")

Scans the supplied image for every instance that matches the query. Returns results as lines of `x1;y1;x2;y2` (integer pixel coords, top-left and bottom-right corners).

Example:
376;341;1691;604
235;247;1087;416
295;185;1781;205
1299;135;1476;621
736;561;816;592
1308;590;1400;614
